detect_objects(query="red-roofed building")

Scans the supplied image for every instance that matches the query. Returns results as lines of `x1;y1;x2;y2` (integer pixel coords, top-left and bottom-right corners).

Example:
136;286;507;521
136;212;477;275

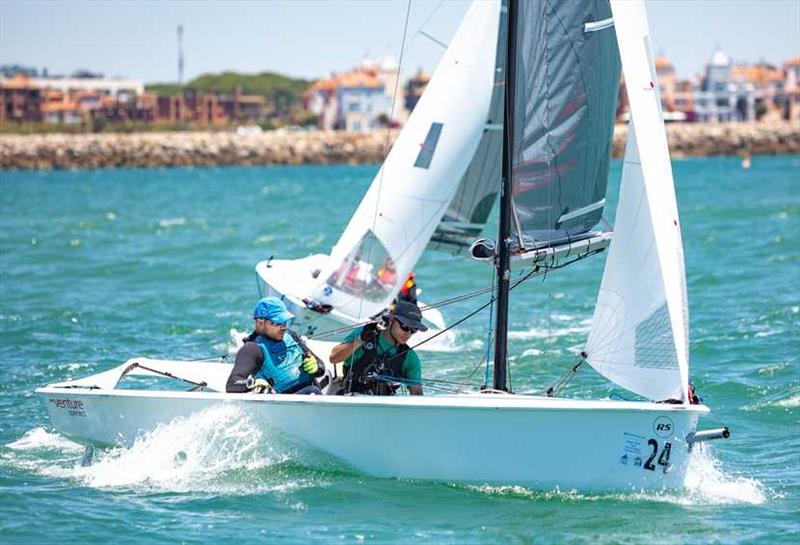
0;74;43;122
305;57;401;132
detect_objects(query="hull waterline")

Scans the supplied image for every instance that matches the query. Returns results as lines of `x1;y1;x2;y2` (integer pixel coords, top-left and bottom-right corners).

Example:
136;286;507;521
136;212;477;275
36;387;707;492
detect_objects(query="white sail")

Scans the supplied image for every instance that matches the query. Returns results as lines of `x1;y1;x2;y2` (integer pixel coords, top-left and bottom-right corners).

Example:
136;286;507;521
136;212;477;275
309;0;500;321
585;0;690;402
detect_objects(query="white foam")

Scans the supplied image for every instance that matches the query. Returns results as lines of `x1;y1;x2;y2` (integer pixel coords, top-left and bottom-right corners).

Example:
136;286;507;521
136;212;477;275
6;406;325;495
68;405;275;491
507;320;591;340
6;427;84;453
682;446;766;505
158;217;186;228
454;448;766;506
776;395;800;408
413;329;459;352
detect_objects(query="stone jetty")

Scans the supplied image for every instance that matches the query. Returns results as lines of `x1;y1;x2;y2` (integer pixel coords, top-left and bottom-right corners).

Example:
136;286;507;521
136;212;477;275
1;122;797;170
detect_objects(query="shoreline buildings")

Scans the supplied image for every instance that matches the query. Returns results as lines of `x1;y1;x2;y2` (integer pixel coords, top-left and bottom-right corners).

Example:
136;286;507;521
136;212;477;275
304;56;405;132
2;48;798;131
618;49;799;124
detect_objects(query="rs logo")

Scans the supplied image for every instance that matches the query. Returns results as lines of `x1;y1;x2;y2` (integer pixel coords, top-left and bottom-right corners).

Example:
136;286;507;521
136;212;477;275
653;416;674;438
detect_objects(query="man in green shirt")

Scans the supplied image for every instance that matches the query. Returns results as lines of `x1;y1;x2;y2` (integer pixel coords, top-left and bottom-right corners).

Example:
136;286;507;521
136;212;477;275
329;300;426;395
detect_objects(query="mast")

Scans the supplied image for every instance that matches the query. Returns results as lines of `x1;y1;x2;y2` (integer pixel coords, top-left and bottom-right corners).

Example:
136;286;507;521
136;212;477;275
492;0;518;392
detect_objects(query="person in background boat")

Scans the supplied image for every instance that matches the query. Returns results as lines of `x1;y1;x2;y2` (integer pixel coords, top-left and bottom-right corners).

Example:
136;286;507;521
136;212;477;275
329;300;426;395
397;272;418;304
226;296;325;394
376;257;397;287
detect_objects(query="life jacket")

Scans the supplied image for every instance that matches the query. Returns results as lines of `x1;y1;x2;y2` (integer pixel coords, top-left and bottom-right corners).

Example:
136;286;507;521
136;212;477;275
254;331;314;394
344;322;408;395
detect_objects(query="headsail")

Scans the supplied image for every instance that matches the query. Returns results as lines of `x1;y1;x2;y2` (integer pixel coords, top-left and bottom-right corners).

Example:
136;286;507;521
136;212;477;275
585;0;690;402
311;0;501;321
509;0;621;250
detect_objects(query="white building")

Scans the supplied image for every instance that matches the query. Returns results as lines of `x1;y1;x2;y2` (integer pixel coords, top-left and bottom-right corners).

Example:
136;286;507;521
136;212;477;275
693;48;754;122
0;76;144;101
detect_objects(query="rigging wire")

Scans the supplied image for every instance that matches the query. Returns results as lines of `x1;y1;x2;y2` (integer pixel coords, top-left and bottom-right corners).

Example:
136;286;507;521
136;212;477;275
354;0;413;326
484;262;497;387
309;247;605;343
350;248;607;393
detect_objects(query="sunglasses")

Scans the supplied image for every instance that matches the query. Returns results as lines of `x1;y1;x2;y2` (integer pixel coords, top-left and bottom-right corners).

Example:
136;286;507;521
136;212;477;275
255;317;285;326
397;322;418;334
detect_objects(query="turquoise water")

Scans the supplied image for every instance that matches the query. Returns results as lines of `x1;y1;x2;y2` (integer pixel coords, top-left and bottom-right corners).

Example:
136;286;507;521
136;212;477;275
1;156;798;544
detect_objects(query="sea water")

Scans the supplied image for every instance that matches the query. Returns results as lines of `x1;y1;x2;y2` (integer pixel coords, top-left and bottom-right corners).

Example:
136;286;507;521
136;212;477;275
0;156;797;544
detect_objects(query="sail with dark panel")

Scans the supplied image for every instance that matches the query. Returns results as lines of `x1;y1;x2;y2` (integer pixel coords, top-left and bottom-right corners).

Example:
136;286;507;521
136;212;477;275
509;0;621;249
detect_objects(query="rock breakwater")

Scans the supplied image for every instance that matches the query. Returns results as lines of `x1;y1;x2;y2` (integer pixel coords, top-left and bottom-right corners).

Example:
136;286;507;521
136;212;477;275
1;122;797;170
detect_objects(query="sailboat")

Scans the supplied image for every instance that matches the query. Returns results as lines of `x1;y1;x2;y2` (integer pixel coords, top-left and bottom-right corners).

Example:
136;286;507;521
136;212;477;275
36;0;729;491
256;0;504;344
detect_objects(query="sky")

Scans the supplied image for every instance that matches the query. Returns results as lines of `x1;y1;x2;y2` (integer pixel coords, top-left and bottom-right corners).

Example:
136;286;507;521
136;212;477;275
1;0;798;84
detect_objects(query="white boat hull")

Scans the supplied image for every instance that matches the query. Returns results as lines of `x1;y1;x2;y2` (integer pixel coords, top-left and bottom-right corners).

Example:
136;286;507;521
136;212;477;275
36;386;707;491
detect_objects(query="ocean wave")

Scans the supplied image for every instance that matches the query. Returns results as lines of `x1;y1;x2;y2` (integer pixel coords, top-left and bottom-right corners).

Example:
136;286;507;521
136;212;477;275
507;320;591;341
682;446;767;505
6;427;84;453
158;217;186;228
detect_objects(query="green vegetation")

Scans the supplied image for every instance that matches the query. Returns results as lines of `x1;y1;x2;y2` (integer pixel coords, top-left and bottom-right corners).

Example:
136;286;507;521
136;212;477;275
0;120;230;135
146;71;311;117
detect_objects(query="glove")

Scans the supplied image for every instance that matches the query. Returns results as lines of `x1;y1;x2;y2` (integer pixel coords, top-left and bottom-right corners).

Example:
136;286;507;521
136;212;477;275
301;355;319;376
245;376;272;394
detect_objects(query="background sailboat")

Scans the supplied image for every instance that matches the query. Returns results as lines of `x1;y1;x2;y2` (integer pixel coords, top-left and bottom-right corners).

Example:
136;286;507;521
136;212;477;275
256;0;503;344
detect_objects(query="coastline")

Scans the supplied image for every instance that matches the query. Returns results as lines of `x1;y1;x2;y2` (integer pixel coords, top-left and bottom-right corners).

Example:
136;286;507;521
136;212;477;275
1;122;798;170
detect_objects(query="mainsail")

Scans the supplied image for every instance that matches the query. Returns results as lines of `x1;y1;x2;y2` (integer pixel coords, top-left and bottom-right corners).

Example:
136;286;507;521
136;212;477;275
508;0;620;250
310;0;501;321
585;0;690;402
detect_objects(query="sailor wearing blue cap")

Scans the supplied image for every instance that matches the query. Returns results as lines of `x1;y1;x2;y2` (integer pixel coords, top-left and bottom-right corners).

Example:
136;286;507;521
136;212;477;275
226;297;325;394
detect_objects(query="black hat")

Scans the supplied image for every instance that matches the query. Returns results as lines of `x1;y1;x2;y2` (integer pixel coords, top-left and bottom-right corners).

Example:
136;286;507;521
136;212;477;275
390;300;428;332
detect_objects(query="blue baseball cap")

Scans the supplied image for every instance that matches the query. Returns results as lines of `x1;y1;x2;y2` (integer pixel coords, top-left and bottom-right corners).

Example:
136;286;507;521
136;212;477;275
252;296;294;325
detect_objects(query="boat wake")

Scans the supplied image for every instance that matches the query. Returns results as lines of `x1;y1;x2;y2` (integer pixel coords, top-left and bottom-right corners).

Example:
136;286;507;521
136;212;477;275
451;446;766;506
3;405;331;494
681;445;766;505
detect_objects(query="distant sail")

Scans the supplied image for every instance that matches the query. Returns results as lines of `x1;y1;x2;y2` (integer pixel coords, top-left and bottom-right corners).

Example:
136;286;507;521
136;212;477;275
310;0;501;321
509;0;620;249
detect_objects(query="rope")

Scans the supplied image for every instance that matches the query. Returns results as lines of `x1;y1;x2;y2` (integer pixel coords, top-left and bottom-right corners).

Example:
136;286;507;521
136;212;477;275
484;264;496;387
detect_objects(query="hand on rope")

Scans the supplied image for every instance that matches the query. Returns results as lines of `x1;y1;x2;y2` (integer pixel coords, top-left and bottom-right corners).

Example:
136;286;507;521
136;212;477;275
245;376;272;394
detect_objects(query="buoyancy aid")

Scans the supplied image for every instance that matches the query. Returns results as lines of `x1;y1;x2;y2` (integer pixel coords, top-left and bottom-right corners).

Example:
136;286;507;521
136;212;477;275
254;331;315;393
344;322;408;395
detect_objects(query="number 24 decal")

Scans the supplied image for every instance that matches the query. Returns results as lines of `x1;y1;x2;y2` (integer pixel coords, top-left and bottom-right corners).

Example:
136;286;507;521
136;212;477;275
644;439;671;473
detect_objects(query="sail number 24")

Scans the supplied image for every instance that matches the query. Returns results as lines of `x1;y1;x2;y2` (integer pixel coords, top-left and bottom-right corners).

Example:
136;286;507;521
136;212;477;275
644;439;671;473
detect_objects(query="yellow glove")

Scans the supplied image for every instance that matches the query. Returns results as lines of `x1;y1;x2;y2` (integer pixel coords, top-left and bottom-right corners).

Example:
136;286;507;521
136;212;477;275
301;355;319;375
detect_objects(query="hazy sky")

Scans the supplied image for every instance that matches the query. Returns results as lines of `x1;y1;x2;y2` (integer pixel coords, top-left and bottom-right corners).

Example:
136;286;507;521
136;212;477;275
1;0;798;84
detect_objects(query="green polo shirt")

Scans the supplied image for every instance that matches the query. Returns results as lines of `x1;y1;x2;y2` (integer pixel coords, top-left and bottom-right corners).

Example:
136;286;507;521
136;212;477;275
343;326;422;384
